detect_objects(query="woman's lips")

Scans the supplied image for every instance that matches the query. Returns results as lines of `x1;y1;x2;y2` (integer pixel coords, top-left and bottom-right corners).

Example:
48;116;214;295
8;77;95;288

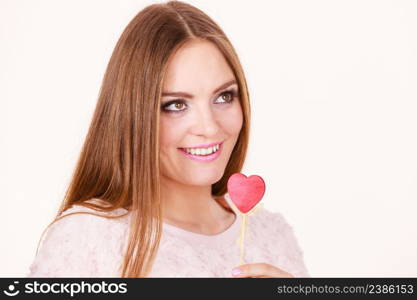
178;142;223;162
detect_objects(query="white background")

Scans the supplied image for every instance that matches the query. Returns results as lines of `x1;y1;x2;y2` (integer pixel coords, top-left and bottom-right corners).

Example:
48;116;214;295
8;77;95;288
1;0;416;277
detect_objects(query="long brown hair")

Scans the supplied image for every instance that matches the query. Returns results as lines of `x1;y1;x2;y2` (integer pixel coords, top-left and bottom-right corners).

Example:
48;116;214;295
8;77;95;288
36;0;251;277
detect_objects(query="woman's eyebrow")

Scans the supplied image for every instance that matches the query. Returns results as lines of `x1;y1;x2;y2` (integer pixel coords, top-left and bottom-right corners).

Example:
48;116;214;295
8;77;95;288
161;79;237;98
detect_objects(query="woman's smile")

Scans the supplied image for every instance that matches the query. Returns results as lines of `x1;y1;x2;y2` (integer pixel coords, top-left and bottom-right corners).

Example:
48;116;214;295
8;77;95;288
178;141;223;162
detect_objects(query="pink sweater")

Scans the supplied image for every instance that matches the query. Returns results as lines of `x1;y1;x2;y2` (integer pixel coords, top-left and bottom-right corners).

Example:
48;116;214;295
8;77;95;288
27;194;310;277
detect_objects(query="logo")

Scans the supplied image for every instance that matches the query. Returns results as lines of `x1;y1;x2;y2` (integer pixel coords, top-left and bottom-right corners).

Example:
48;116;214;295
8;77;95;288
3;280;128;297
3;281;20;297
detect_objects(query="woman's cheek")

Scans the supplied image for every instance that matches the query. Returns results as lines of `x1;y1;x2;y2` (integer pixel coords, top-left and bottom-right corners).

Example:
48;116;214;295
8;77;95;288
160;115;189;148
223;103;243;134
159;118;170;147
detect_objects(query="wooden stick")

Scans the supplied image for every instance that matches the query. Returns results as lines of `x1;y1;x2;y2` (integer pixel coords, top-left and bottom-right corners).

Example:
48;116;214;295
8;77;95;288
239;213;247;265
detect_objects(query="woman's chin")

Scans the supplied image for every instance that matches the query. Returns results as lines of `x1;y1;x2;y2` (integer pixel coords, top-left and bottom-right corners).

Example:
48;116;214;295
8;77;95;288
184;171;224;187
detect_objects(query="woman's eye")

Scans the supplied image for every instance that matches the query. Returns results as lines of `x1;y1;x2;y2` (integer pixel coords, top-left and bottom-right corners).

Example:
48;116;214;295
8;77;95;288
161;89;237;114
215;90;237;104
161;101;187;113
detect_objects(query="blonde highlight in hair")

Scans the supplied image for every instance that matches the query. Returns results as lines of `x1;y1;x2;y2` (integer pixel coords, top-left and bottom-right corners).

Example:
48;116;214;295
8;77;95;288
36;0;251;277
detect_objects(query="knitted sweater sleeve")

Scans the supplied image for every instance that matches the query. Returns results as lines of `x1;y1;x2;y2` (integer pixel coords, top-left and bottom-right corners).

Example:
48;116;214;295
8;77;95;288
26;209;114;277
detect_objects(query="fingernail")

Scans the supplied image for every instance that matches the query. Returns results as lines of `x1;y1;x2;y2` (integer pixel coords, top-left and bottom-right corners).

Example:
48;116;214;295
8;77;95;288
232;268;242;276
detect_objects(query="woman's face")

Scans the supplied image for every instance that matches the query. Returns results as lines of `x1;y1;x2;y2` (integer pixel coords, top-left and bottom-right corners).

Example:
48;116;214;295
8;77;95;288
159;40;243;187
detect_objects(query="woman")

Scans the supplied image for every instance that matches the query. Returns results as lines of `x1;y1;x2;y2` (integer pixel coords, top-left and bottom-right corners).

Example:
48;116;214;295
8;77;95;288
27;0;309;278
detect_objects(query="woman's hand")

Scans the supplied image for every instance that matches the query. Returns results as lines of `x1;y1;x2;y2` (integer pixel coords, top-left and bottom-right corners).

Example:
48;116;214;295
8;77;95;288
231;263;294;278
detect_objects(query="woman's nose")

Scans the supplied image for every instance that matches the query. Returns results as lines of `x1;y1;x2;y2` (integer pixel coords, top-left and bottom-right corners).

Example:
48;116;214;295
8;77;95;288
191;105;220;137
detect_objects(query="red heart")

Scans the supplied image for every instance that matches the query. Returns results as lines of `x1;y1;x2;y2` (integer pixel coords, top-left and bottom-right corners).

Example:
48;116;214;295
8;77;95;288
227;173;266;214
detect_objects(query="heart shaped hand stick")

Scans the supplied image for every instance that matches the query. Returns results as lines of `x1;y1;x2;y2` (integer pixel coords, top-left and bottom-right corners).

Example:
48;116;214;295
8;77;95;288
227;173;266;264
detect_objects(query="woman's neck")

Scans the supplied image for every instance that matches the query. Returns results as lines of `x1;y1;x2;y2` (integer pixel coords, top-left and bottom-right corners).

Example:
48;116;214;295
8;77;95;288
160;175;232;231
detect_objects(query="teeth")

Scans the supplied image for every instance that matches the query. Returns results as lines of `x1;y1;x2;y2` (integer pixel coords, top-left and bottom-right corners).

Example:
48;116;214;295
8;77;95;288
184;144;220;156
